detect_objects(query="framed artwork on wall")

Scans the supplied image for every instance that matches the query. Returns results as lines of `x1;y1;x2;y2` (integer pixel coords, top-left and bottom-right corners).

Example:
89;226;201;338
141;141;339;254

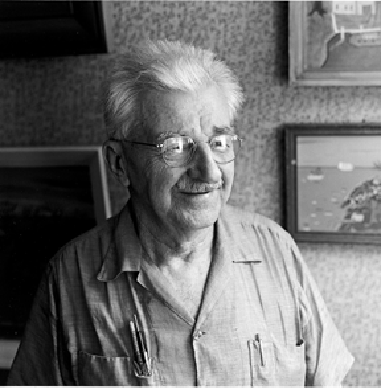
289;1;381;86
0;147;111;368
0;1;113;58
283;124;381;244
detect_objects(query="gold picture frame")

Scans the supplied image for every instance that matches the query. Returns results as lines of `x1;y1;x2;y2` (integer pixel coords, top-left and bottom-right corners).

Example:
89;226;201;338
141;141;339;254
289;1;381;86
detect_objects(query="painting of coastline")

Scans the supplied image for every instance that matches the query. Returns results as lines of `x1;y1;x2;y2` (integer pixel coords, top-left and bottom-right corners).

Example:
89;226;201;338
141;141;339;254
0;166;97;337
297;136;381;233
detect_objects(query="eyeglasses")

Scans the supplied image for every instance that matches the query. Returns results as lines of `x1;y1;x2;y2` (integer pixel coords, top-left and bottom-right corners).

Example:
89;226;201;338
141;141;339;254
110;133;242;167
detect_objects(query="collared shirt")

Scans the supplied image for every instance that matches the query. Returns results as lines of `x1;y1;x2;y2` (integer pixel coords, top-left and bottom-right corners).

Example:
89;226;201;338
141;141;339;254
8;202;354;386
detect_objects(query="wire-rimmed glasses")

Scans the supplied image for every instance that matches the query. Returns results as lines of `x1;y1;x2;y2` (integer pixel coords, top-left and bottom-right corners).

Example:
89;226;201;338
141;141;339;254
109;132;242;167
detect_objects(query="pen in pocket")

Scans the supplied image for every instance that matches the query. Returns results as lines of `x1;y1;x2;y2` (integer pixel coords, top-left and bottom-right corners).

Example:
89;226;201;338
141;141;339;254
295;310;304;347
130;315;152;378
254;333;265;366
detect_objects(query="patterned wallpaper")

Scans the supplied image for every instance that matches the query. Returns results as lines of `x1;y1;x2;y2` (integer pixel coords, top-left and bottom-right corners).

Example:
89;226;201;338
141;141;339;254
0;1;380;386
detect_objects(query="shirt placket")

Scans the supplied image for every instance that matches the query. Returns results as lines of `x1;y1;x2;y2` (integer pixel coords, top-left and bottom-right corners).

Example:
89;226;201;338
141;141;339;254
191;327;207;386
190;225;237;385
136;264;198;385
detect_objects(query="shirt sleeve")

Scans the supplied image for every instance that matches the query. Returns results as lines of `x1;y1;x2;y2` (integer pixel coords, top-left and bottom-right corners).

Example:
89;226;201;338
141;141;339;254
7;263;72;385
291;242;355;386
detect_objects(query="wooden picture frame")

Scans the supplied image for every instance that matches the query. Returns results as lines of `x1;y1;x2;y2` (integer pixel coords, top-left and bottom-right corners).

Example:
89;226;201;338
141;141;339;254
0;147;111;369
289;1;381;86
283;124;381;244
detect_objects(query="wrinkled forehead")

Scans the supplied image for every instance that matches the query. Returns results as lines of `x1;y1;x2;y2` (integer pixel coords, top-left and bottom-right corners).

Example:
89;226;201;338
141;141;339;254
139;86;231;140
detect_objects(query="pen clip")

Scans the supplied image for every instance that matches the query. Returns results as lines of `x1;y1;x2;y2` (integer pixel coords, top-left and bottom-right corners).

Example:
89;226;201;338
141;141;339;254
130;315;152;378
133;359;152;378
254;333;265;366
295;311;304;347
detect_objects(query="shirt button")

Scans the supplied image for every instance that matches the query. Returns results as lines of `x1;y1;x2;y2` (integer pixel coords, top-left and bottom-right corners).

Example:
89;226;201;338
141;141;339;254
193;330;204;340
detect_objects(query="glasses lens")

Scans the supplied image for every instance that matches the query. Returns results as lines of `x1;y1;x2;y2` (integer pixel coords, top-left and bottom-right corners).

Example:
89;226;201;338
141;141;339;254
162;136;194;166
210;134;240;163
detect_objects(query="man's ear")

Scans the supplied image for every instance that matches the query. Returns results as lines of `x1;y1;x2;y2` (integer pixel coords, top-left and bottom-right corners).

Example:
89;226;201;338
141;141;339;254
103;140;130;187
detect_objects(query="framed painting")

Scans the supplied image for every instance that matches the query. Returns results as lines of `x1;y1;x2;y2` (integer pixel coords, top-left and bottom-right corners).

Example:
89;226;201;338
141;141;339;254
283;124;381;244
289;1;381;85
0;147;111;368
0;1;113;58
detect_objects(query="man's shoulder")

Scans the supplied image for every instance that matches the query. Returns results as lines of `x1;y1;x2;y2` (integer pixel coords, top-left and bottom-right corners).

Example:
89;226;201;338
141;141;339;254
222;204;302;286
48;211;120;274
61;214;116;252
222;204;292;241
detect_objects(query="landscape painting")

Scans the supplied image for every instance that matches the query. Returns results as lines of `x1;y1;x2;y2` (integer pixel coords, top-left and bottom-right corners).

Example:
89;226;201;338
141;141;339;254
284;125;381;244
289;1;381;85
307;1;381;72
0;147;111;339
0;166;97;337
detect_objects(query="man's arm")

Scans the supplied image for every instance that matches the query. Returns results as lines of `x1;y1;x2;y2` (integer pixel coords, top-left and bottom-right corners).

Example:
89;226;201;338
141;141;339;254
7;265;71;385
291;243;355;386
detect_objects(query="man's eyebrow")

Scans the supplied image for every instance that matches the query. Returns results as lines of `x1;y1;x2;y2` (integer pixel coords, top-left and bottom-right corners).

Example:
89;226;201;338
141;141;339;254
157;131;182;138
156;127;234;139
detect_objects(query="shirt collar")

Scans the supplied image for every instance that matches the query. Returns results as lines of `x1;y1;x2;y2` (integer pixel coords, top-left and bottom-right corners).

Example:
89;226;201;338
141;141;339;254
97;202;263;282
218;204;263;264
97;202;143;281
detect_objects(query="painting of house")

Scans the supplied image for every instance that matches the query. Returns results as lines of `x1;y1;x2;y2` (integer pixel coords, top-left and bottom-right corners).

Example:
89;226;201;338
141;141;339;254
331;1;381;44
332;1;375;16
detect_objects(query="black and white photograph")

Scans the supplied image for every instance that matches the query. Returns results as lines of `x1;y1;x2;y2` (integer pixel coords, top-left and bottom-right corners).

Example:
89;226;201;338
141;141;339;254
1;1;380;387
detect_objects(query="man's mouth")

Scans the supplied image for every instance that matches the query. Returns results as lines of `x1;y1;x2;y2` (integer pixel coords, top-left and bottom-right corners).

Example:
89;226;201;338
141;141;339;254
176;181;223;194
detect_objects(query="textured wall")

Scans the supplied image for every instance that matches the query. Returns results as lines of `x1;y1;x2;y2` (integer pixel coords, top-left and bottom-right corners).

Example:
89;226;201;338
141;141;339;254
0;1;380;386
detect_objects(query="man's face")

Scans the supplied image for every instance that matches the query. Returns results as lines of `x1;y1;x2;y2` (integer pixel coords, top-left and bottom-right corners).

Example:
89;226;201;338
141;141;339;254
125;86;235;234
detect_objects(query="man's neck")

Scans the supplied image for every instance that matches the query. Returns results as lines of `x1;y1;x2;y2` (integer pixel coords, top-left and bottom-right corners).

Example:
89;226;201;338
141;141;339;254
130;201;215;318
131;201;214;269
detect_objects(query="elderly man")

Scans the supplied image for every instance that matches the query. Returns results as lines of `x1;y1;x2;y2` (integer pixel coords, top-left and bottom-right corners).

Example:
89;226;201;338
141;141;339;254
8;40;353;386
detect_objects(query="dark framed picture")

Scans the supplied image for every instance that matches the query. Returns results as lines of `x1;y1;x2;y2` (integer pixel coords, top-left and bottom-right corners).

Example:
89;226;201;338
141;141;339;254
0;147;111;368
283;124;381;244
0;1;113;58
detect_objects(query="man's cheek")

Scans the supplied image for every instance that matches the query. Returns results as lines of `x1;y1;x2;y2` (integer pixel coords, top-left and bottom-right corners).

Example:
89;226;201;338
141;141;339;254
221;169;233;198
150;176;172;207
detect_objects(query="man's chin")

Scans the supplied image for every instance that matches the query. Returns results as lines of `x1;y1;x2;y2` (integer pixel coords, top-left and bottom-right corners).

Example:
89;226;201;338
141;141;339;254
175;206;221;230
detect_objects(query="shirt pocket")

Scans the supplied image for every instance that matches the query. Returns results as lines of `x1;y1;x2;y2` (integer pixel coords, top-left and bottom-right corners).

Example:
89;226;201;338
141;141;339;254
77;350;134;385
273;341;305;386
246;335;305;386
75;350;159;386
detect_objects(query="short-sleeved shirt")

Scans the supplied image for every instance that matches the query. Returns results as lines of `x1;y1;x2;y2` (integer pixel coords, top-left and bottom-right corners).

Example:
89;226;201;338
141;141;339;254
8;202;354;386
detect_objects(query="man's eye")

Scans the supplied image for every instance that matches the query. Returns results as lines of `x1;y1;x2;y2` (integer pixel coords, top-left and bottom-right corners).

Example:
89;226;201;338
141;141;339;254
211;135;230;150
167;140;183;152
164;137;192;153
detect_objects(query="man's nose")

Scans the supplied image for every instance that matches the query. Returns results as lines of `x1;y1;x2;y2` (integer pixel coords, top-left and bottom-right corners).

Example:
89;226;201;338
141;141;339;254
187;142;222;182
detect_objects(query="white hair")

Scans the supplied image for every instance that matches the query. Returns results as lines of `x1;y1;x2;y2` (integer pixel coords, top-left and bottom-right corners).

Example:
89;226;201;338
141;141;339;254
103;40;244;139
